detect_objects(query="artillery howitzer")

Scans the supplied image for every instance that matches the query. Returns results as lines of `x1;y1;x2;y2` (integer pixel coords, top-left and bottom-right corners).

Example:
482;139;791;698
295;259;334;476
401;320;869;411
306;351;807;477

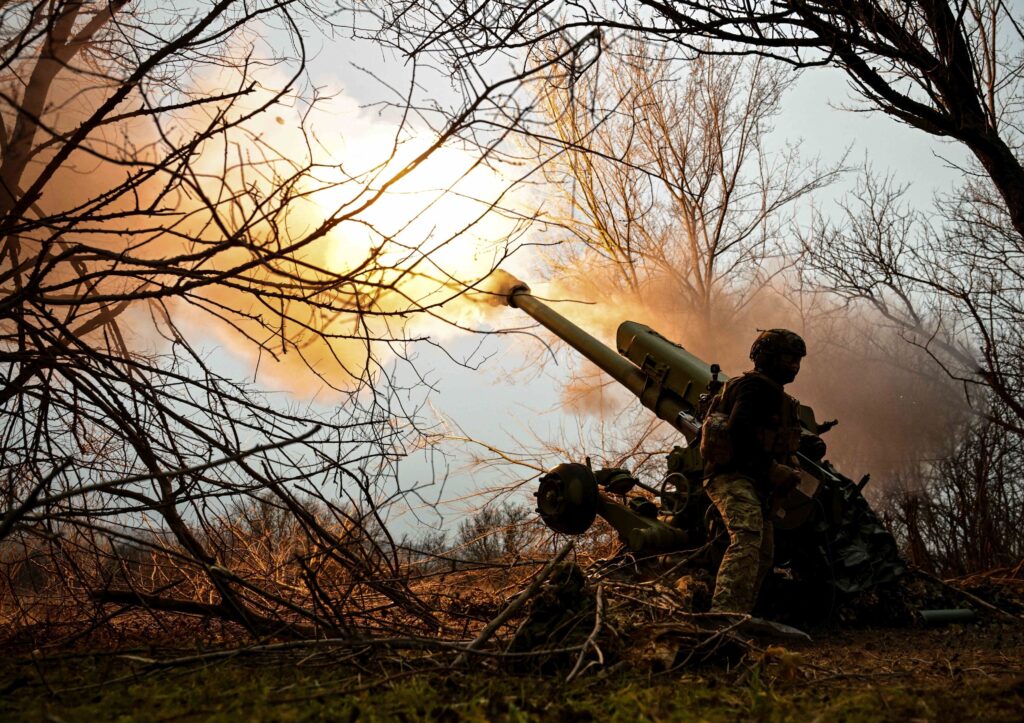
502;278;907;614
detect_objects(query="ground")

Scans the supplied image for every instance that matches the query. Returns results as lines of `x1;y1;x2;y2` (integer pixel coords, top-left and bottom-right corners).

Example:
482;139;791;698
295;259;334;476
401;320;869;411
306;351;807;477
2;625;1022;721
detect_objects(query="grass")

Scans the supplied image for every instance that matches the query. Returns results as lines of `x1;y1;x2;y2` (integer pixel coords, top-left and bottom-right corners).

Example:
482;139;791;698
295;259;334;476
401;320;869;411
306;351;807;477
2;646;1022;722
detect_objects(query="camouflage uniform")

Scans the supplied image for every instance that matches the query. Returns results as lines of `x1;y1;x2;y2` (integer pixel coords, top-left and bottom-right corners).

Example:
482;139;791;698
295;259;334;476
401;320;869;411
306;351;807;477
705;473;775;613
703;329;806;614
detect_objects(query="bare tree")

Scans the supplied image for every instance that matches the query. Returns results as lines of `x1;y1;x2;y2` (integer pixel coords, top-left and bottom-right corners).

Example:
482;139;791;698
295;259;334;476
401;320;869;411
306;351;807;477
805;169;1024;436
880;405;1024;575
0;1;551;643
384;1;1024;236
454;502;537;564
533;36;836;344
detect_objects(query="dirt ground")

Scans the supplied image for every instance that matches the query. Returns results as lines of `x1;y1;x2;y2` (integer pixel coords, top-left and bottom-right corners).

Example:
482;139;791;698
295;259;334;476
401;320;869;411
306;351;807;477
1;619;1021;722
3;562;1023;721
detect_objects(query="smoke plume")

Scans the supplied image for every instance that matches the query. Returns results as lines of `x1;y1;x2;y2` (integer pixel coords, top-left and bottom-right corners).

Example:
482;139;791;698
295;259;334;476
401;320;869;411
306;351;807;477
511;256;968;489
12;57;541;399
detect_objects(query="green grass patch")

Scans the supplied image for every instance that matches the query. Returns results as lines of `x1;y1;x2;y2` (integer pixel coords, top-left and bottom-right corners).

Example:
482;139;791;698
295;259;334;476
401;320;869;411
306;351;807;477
2;653;1022;722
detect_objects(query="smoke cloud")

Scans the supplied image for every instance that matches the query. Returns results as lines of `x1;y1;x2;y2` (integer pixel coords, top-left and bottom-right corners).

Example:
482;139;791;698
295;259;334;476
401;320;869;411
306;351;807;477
15;57;542;399
509;255;967;488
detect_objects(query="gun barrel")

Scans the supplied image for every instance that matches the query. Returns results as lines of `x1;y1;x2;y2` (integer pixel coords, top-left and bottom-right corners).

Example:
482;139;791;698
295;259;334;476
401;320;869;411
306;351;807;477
508;283;699;439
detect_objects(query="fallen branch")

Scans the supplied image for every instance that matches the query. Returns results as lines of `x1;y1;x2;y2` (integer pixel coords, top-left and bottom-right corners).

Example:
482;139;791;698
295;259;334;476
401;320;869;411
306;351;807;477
89;589;315;638
565;582;604;683
919;570;1024;623
102;635;593;677
666;613;754;668
454;540;573;666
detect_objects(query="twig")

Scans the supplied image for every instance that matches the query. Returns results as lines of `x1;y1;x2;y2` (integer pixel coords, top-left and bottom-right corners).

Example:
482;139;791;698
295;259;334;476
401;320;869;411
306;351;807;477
670;613;754;668
98;635;592;679
453;540;573;667
918;570;1024;623
650;542;715;582
0;459;71;542
565;582;604;683
809;670;916;683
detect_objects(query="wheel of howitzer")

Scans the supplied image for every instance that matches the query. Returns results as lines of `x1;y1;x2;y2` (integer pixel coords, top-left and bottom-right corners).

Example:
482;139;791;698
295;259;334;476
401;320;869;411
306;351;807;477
534;463;600;535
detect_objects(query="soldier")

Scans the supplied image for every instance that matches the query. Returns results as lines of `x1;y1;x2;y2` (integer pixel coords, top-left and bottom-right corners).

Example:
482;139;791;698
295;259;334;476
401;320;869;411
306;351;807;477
701;329;807;613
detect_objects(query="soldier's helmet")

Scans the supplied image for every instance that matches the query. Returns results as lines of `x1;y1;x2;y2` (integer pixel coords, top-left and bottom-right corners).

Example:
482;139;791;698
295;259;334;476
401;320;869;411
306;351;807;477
749;328;806;365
